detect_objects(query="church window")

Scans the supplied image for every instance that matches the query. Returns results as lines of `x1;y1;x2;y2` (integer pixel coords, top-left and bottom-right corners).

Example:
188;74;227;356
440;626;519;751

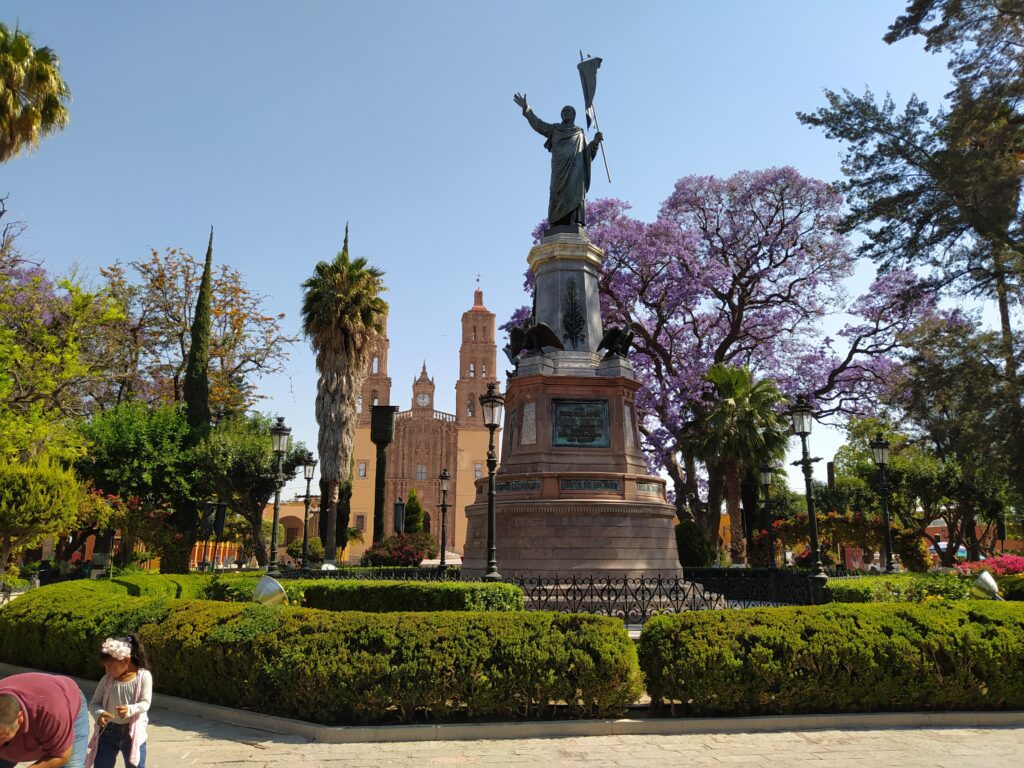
482;364;487;378
467;399;475;417
469;363;475;378
416;464;427;481
357;461;368;478
372;356;379;374
371;389;378;407
356;397;363;414
472;326;477;341
474;463;483;479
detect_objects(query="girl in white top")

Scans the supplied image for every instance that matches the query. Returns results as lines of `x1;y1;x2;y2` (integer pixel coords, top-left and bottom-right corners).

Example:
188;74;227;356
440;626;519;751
84;636;152;768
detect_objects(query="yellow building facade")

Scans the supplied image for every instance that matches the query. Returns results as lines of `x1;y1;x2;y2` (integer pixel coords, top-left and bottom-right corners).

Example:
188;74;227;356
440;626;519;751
342;288;498;562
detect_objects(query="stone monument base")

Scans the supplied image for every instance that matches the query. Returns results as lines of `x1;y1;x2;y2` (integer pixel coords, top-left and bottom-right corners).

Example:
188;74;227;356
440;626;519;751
462;493;682;578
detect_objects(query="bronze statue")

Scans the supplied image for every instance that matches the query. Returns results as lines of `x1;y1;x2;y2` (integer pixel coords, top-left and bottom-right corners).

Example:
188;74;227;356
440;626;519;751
514;93;603;228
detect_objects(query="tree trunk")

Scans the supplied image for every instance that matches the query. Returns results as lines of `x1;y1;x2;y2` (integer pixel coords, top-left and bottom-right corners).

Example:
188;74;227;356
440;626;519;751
702;465;725;558
725;461;745;564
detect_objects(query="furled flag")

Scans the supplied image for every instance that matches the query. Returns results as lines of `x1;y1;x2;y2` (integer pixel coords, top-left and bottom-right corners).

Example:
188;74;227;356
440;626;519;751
577;56;602;130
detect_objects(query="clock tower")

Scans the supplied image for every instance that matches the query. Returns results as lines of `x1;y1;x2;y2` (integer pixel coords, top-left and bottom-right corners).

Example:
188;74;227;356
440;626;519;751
411;362;434;413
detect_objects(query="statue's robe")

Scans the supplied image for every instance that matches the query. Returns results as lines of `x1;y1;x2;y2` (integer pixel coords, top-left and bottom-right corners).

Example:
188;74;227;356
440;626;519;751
523;109;598;227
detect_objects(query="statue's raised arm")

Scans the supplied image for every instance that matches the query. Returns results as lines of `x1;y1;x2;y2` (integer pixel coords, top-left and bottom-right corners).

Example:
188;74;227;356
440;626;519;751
513;92;602;229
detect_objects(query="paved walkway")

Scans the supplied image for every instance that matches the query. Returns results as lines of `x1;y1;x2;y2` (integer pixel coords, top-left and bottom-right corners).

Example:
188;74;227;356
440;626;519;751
148;707;1022;767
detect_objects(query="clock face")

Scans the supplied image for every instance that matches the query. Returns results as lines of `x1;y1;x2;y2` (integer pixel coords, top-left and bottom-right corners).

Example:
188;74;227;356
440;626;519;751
416;393;430;407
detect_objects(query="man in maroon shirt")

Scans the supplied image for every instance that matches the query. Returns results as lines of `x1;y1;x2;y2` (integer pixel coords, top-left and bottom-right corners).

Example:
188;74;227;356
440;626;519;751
0;673;90;768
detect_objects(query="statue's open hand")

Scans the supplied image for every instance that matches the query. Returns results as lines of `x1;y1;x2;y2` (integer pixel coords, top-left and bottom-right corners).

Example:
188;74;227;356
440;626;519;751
593;131;604;144
513;92;528;111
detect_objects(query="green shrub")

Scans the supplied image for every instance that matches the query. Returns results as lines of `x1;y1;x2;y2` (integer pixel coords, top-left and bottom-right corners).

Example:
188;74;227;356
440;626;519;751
302;580;524;612
360;532;439;566
0;590;641;724
675;519;713;567
825;573;971;603
1000;574;1024;601
639;601;1024;716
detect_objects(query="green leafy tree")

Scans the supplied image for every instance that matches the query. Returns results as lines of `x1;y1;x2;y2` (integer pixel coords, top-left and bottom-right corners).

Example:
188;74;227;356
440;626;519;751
0;458;79;574
0;23;71;164
403;488;424;533
885;0;1024;103
183;228;213;431
94;247;294;412
301;226;387;561
195;412;304;566
686;365;789;562
225;517;284;566
76;401;204;568
286;536;324;563
0;215;122;461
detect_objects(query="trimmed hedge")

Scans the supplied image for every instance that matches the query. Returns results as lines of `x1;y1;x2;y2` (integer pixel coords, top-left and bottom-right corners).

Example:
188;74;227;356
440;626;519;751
0;587;641;724
302;580;524;612
35;574;522;612
825;573;970;603
639;601;1024;716
826;572;1024;603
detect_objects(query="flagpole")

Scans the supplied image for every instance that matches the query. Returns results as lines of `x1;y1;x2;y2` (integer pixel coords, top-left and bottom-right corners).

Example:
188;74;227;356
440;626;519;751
580;51;611;184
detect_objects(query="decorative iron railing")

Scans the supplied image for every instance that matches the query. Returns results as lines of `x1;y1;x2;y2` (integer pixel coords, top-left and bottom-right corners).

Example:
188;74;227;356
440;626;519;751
282;567;823;620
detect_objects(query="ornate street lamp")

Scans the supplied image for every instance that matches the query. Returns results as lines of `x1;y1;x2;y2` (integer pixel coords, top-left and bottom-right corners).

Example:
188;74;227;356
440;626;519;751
870;432;896;573
760;464;777;570
300;450;317;570
479;382;504;581
789;395;827;599
267;416;291;575
438;469;451;574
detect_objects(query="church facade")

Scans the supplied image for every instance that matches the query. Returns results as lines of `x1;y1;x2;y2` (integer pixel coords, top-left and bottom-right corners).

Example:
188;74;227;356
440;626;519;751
344;288;498;561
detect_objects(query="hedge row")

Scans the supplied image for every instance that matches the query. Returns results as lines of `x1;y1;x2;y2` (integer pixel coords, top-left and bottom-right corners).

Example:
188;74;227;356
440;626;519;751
63;574;523;612
825;573;1024;603
0;586;641;724
639;601;1024;716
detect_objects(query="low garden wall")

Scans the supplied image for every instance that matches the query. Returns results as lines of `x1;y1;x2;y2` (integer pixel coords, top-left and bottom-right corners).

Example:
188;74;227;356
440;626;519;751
639;601;1024;716
0;584;640;724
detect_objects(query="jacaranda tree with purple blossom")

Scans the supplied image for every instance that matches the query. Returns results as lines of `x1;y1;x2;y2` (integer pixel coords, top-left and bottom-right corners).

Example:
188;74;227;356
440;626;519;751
509;167;934;556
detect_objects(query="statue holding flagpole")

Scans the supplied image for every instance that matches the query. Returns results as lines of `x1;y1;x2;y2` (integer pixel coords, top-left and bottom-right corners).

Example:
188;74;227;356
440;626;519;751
514;54;608;230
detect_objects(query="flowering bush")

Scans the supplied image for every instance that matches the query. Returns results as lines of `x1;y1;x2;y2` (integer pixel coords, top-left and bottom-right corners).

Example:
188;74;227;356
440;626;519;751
360;532;439;567
957;554;1024;576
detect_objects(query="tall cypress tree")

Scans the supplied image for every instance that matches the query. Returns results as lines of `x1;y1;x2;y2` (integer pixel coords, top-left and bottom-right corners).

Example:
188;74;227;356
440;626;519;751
184;227;213;431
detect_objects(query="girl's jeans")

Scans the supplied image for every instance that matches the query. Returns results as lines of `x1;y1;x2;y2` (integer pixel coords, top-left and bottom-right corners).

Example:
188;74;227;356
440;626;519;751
94;721;146;768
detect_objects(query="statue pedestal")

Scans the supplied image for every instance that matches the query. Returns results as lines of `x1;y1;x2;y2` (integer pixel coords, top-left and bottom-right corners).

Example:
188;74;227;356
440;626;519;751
464;230;681;578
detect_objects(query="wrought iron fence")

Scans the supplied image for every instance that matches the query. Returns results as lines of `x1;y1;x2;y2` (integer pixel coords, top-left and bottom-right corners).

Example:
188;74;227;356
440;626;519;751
281;566;823;621
506;575;729;622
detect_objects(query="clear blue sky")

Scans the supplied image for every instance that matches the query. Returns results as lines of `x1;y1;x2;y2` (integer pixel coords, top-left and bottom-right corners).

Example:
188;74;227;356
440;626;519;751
3;1;956;494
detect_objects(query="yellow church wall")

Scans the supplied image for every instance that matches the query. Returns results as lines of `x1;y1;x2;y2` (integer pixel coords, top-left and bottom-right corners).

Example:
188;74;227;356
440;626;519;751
454;427;494;554
345;424;375;562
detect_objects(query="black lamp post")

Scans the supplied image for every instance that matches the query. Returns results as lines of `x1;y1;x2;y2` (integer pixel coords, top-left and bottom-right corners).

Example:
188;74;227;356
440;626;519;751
870;432;896;573
760;464;777;569
300;450;317;570
267;416;290;575
393;496;406;534
438;469;451;574
199;501;215;571
479;382;504;581
789;395;827;599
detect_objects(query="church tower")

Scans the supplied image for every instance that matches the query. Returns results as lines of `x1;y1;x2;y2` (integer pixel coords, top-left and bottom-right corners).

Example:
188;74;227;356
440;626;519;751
411;362;435;413
455;287;497;427
358;315;392;425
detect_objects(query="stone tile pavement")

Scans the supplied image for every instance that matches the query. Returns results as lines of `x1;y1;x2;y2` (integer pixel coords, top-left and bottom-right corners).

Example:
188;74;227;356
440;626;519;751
148;708;1023;768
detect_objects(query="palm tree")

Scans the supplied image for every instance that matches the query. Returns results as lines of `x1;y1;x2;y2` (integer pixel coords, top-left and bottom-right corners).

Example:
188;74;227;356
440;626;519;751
689;364;788;563
301;228;386;562
0;23;71;164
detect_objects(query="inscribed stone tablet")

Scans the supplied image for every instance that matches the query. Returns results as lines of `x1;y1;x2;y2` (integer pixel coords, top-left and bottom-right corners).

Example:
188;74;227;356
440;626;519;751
552;399;610;448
